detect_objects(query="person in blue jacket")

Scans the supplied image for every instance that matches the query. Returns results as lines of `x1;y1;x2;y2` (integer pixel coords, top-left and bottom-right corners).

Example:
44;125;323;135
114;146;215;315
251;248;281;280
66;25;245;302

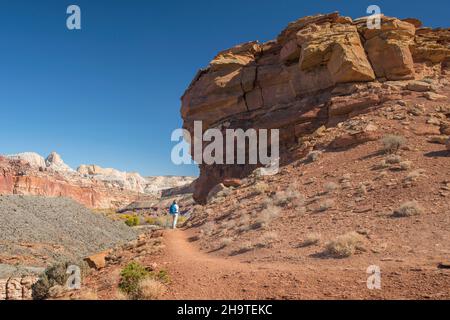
169;200;180;229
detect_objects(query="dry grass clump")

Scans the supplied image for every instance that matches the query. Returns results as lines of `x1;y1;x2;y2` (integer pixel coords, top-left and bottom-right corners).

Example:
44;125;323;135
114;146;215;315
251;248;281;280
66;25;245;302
272;186;304;208
306;150;322;163
219;237;233;248
254;232;278;248
230;242;254;255
316;199;334;212
381;134;406;154
200;221;215;236
392;201;424;217
252;205;280;229
404;169;426;183
399;161;412;171
385;154;402;164
300;233;321;247
325;232;365;258
250;182;270;196
136;278;166;300
324;182;339;194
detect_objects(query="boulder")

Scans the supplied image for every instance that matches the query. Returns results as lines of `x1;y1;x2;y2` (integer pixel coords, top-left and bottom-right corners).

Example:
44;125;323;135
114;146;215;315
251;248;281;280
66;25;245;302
406;80;433;92
360;17;416;80
222;178;243;188
84;250;110;270
297;23;375;83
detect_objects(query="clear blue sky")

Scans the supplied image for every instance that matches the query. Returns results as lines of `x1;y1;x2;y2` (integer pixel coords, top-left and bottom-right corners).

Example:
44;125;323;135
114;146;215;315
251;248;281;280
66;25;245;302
0;0;448;176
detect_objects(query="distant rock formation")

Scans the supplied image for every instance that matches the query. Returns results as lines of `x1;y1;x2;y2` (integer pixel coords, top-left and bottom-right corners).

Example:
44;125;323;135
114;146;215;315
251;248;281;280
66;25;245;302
180;13;450;203
1;152;195;209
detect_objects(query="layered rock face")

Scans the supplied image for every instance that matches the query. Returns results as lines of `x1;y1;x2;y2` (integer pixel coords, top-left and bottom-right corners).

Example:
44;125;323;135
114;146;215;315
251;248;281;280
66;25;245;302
1;153;195;209
181;13;450;203
0;156;138;209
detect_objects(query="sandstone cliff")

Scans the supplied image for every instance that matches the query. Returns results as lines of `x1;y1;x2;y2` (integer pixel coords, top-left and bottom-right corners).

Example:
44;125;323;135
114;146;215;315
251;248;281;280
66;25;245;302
180;13;450;203
1;153;195;209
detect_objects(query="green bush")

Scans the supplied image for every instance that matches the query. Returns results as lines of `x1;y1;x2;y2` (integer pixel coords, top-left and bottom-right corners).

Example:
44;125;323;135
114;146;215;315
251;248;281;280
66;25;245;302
124;215;140;227
119;262;149;298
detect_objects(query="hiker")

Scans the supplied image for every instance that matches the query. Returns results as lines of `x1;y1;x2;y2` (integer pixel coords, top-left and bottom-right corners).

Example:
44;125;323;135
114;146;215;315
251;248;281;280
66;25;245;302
169;200;180;229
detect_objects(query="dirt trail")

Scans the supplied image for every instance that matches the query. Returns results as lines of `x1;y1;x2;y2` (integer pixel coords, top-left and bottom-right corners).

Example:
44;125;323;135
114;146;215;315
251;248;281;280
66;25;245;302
159;229;355;299
156;229;450;300
160;229;269;299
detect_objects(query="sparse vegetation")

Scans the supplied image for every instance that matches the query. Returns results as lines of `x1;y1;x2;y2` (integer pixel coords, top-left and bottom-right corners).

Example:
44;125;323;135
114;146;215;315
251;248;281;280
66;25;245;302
300;233;321;247
136;278;166;300
324;182;339;194
250;182;270;196
381;134;406;154
325;231;365;258
122;214;140;227
404;169;426;183
118;262;169;299
306;150;322;163
255;232;278;248
316;199;334;212
231;242;254;255
385;154;402;164
272;186;303;208
219;237;233;248
146;215;187;228
399;161;412;171
252;205;280;229
392;201;424;217
119;262;150;298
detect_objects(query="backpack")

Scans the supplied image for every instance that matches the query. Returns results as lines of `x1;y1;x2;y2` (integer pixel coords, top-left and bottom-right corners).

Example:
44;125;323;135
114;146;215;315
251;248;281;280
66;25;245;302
169;204;178;214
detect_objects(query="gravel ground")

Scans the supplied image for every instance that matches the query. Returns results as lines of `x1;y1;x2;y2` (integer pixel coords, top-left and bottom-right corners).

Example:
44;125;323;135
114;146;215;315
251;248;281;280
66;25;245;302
0;195;138;268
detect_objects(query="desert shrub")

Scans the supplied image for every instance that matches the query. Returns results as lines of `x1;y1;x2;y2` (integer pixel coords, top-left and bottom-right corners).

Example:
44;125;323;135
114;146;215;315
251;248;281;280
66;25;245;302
252;205;280;229
136;278;166;300
119;262;149;298
324;182;339;194
201;221;215;236
306;150;322;163
250;182;269;196
325;232;364;258
392;201;424;217
273;187;301;207
255;232;278;248
356;183;368;196
381;134;406;154
32;260;89;300
404;169;426;183
219;237;233;248
316;199;334;212
146;215;187;228
146;269;170;284
399;161;412;171
231;242;254;255
122;215;140;227
385;154;402;164
301;233;321;247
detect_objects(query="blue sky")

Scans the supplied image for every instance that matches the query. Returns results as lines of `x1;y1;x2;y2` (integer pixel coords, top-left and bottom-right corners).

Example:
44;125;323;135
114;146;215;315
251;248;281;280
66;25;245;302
0;0;448;176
